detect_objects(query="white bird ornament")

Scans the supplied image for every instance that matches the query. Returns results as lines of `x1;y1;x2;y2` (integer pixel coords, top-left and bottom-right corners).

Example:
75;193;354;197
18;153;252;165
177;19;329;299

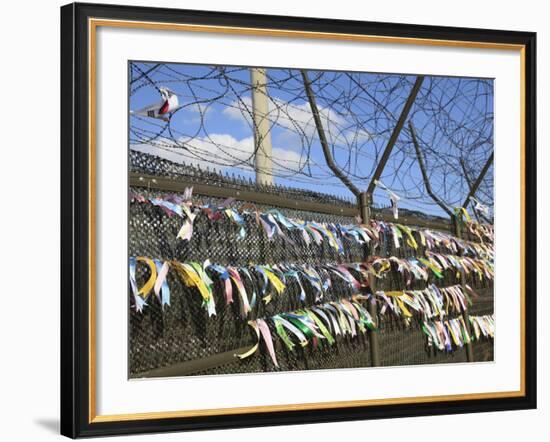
131;87;181;122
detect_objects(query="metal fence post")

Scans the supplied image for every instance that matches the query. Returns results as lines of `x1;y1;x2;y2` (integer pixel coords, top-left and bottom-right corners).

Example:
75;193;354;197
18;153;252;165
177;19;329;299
453;213;475;362
360;192;381;367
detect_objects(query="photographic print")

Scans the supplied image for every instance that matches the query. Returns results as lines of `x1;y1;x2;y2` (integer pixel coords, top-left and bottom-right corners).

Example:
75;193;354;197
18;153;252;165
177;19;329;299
61;4;536;436
128;62;495;379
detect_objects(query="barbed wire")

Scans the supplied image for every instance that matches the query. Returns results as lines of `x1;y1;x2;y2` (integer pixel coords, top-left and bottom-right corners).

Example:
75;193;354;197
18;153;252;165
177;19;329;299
129;62;494;218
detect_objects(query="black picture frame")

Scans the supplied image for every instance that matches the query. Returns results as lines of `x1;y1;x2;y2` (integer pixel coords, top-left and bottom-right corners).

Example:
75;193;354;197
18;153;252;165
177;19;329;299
61;2;537;438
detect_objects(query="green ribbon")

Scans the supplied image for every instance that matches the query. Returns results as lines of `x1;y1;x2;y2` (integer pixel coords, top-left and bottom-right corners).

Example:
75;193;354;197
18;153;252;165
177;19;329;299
284;315;316;343
418;258;444;279
306;310;335;346
353;302;376;331
460;320;471;344
273;318;295;351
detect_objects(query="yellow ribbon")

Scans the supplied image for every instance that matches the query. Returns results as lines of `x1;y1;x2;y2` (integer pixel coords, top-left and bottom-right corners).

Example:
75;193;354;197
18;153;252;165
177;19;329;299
372;259;391;276
136;256;157;298
455;207;471;222
236;320;260;359
173;262;211;302
324;229;340;251
261;267;286;295
447;321;461;346
397;224;418;249
384;290;405;297
418;230;426;246
396;297;413;317
418;257;443;276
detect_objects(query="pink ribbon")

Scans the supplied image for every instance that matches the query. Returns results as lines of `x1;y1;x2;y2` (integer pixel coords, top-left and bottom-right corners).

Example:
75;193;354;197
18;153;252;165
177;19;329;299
257;319;278;367
154;261;170;297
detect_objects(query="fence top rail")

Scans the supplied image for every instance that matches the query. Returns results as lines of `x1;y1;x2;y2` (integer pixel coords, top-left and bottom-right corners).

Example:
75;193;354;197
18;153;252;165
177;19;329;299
130;172;455;232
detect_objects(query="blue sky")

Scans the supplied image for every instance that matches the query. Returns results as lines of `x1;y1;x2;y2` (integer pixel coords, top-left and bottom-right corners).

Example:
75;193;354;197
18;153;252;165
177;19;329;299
129;62;494;218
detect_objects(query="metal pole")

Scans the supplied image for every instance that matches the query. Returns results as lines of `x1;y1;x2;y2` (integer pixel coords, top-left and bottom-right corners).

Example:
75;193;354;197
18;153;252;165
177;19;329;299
460;158;482;222
365;76;425;199
460;158;493;224
410;121;454;218
135;345;254;378
301;70;361;197
302;72;432;367
250;68;274;186
453;214;474;362
360;192;380;366
462;152;494;210
302;70;379;365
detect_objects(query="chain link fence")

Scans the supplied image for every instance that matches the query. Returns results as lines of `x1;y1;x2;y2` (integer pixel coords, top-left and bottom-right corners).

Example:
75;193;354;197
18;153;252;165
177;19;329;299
129;152;493;378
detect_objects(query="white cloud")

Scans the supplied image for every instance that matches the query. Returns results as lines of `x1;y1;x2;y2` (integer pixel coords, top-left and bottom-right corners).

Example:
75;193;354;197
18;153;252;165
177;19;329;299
131;133;304;176
131;96;371;181
221;96;370;146
221;96;253;125
180;102;214;125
